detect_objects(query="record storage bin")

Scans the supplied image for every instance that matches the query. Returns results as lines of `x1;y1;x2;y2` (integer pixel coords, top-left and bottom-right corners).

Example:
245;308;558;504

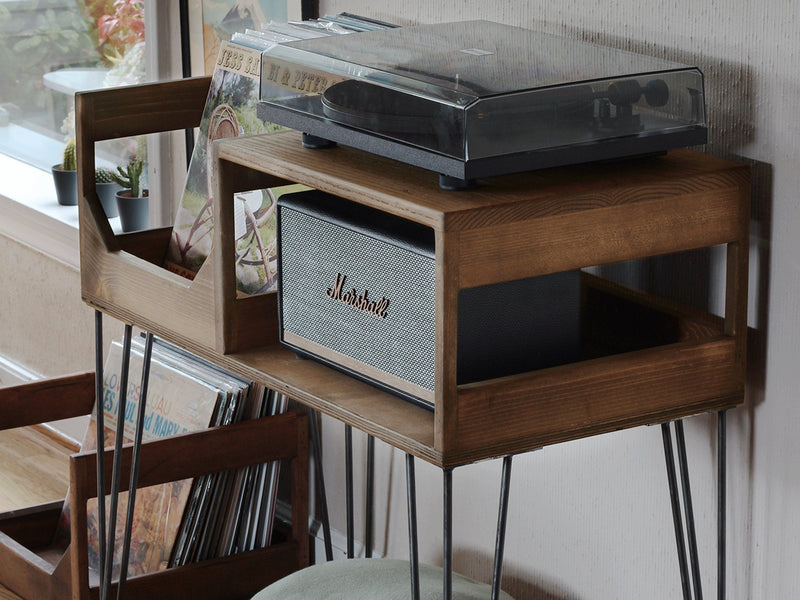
0;373;309;600
76;77;750;469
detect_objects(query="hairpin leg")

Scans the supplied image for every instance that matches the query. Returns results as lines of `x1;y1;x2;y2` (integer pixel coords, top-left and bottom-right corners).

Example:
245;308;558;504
717;410;727;600
94;311;108;600
675;420;703;600
117;332;154;600
492;456;513;600
101;324;133;600
443;466;453;600
345;424;354;559
662;422;692;600
365;434;375;558
406;453;420;600
309;409;333;561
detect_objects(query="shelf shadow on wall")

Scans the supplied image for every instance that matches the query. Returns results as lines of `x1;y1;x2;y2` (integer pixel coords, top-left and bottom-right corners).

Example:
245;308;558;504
451;547;581;600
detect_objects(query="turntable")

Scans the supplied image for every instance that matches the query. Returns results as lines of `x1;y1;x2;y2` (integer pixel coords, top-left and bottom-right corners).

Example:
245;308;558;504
258;20;707;189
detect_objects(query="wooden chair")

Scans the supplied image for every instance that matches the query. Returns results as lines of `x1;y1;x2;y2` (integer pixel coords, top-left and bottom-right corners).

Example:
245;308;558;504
0;372;309;600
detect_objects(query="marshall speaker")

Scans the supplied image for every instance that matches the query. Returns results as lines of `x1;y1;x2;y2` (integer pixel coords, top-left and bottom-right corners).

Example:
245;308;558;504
277;190;581;409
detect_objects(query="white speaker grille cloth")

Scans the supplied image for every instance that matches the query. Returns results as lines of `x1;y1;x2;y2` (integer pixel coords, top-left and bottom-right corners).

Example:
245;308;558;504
281;208;436;391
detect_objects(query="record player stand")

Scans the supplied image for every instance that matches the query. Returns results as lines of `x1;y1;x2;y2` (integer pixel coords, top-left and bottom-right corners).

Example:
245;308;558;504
204;131;748;600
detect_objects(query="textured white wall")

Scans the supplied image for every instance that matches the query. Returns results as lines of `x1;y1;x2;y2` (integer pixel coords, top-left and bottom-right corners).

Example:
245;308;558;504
314;2;799;598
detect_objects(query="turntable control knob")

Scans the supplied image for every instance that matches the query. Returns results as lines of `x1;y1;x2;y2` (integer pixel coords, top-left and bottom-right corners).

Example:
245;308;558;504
643;79;669;107
607;78;669;107
607;80;642;105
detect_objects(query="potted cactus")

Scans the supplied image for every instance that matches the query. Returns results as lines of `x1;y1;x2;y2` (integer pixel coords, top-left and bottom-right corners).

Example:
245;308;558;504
112;157;149;232
95;167;121;218
51;139;78;206
51;140;123;217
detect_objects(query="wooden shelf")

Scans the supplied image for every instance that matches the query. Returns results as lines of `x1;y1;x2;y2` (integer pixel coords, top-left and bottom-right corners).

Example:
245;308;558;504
76;79;750;468
210;131;750;466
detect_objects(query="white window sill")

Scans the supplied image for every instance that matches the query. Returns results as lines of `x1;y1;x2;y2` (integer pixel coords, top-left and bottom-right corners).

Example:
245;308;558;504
0;153;122;271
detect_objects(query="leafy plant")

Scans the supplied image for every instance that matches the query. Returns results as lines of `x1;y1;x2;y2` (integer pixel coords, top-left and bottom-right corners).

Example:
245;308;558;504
96;0;145;62
111;157;145;197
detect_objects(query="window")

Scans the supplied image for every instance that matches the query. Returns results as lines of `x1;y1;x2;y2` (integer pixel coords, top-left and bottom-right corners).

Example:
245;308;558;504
0;1;190;227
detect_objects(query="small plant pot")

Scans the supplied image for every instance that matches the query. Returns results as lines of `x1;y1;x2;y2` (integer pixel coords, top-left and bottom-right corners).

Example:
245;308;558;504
96;182;122;218
51;165;77;206
115;189;149;232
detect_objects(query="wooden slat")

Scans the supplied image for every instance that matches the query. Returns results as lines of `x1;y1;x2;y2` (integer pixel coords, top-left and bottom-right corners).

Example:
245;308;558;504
70;414;303;495
456;186;744;288
76;77;210;142
0;502;62;548
211;157;288;353
94;544;301;600
454;338;743;461
0;373;94;431
230;346;439;463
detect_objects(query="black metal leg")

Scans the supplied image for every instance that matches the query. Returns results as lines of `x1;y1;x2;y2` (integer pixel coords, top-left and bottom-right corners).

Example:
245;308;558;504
309;409;333;561
718;410;727;600
405;454;420;600
102;324;133;600
94;311;108;600
492;456;513;600
443;466;453;600
117;333;154;600
365;435;375;558
345;424;354;559
675;420;703;600
662;422;693;600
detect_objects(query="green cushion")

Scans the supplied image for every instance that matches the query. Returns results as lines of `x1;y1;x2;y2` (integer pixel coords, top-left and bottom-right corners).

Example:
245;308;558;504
251;558;514;600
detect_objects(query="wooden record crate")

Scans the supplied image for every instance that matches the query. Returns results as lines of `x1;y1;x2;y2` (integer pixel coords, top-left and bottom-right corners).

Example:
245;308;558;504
0;373;309;600
76;77;287;356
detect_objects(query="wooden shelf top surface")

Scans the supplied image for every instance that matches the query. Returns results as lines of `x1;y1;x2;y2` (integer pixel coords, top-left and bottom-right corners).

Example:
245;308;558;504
216;130;749;232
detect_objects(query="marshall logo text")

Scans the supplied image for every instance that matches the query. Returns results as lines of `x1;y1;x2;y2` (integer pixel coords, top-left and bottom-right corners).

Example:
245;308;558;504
326;273;389;319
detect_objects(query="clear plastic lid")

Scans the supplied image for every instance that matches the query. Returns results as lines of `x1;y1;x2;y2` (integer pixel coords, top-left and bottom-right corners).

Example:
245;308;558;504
260;20;706;166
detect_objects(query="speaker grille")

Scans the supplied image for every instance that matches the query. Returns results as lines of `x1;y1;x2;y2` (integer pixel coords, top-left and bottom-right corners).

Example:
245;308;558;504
280;207;437;391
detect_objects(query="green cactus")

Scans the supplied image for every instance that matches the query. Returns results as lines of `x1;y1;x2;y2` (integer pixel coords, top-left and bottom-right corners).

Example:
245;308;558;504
61;140;77;171
95;167;115;183
111;157;145;198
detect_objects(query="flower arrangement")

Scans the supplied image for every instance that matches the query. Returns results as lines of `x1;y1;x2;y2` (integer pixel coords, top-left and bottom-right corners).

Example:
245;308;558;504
86;0;145;64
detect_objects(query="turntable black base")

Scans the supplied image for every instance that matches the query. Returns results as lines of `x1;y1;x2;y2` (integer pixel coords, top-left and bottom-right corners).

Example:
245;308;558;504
259;99;706;190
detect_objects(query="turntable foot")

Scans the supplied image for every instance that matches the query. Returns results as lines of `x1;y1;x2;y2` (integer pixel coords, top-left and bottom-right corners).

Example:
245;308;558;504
439;174;476;191
302;133;337;149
